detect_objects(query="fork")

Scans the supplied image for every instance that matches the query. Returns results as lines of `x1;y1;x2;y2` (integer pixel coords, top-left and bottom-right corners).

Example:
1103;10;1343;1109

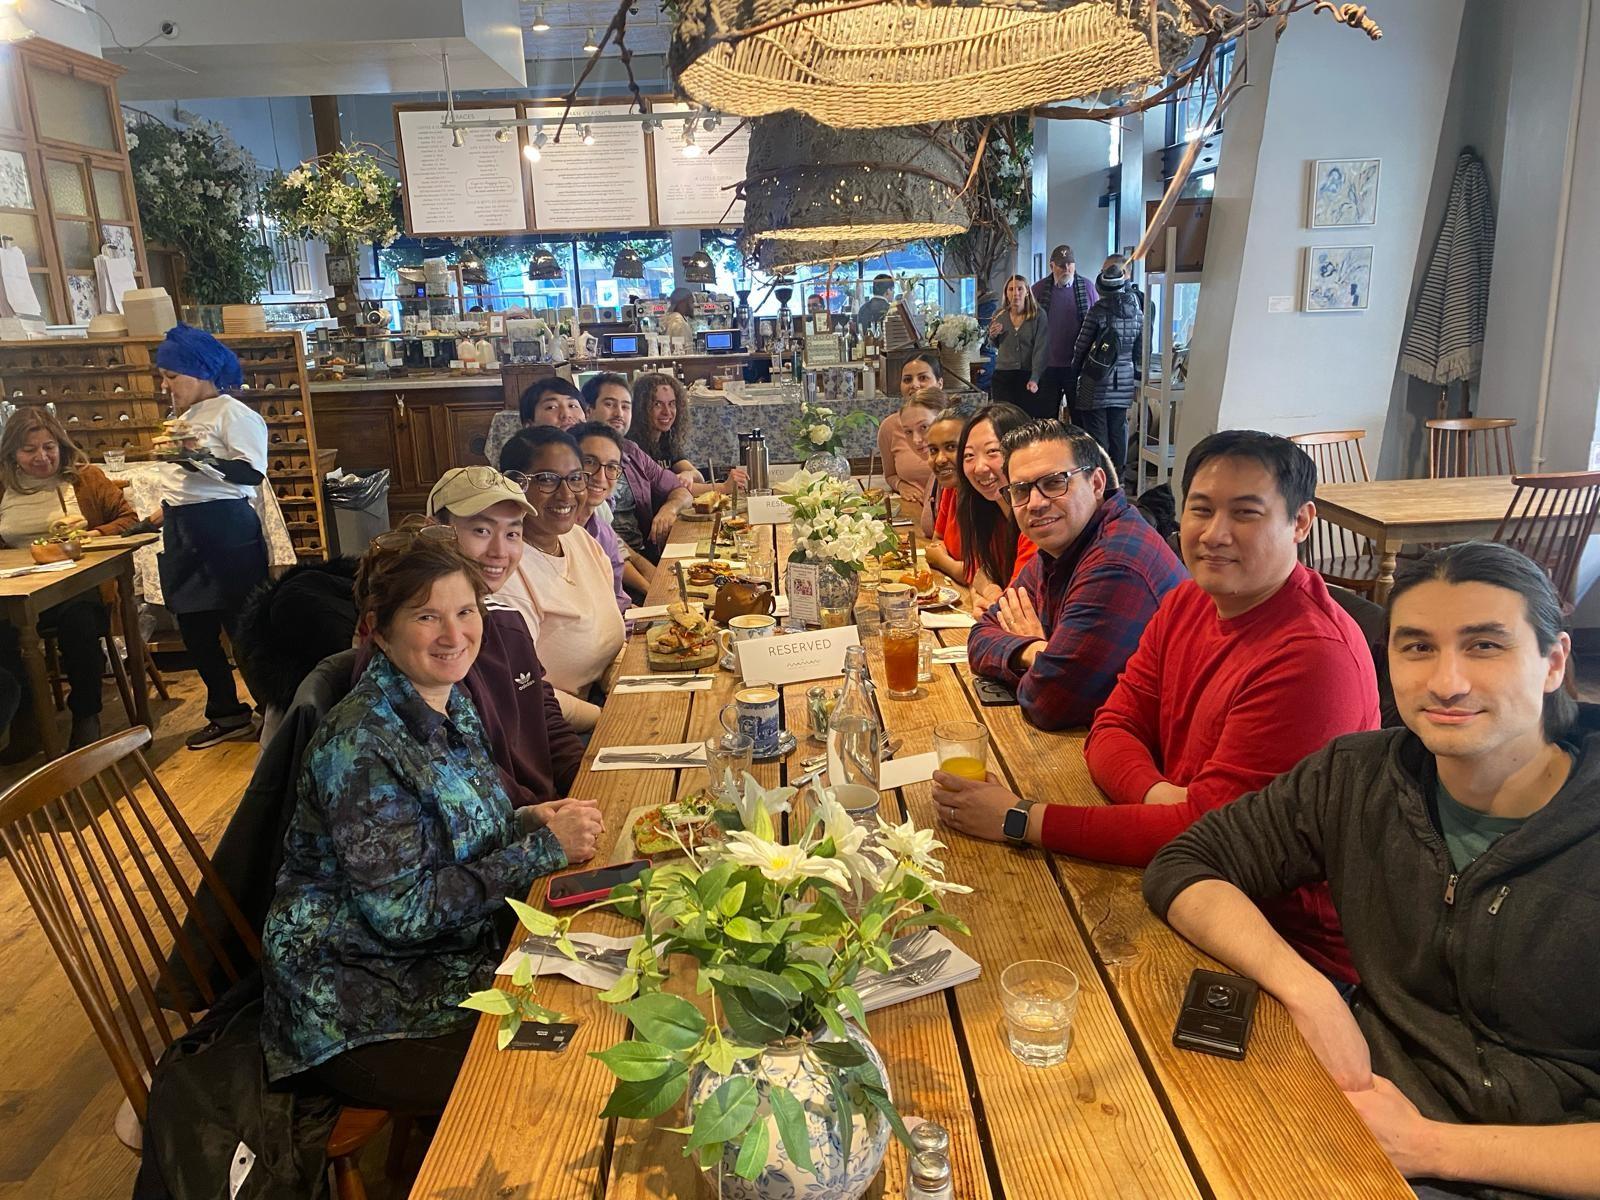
854;949;952;998
888;927;934;965
598;751;704;765
519;935;631;967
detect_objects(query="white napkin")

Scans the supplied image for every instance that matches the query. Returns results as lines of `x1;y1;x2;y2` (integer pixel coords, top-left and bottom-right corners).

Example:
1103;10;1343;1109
930;645;968;664
659;543;700;558
625;603;669;621
878;752;939;791
610;675;715;693
0;559;78;579
0;245;39;317
496;932;635;989
96;253;137;313
921;610;977;630
592;741;706;771
856;932;982;1013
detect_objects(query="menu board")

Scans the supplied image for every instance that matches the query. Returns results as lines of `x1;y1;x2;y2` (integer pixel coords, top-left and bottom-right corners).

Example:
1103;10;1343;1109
529;104;652;232
650;102;749;227
396;107;528;235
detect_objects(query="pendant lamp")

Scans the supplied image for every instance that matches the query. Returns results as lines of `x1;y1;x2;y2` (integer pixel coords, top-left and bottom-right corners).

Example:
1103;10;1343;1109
682;249;718;284
751;236;898;273
741;114;969;245
526;249;564;280
671;0;1198;128
612;246;647;279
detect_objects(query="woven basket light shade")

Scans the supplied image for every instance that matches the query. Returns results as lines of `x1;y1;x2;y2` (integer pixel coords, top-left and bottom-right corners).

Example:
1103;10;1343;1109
743;114;970;244
751;235;900;272
672;0;1198;128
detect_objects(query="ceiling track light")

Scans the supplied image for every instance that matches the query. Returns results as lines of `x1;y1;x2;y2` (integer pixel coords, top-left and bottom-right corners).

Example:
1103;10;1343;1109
583;27;600;52
681;124;701;158
494;127;510;143
450;127;465;148
578;123;596;146
529;4;549;32
523;142;541;163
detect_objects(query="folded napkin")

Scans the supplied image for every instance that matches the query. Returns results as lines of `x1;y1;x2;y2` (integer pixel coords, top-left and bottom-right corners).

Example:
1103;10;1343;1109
878;751;939;791
857;932;982;1013
659;543;700;559
496;932;636;989
625;603;669;621
592;741;706;771
610;674;715;693
920;610;977;630
930;645;968;664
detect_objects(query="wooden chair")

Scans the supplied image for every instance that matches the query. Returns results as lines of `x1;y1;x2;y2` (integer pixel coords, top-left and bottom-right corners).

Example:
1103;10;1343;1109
1427;417;1518;479
1493;471;1600;613
0;725;389;1199
1290;430;1382;596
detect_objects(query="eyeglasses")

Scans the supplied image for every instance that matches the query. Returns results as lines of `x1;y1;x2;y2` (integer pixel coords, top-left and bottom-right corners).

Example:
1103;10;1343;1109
370;522;457;552
582;459;623;482
526;469;590;495
1003;464;1094;507
456;464;530;491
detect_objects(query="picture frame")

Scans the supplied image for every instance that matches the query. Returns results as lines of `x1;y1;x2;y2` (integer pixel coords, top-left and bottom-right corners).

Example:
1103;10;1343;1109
1309;158;1380;228
1303;245;1373;312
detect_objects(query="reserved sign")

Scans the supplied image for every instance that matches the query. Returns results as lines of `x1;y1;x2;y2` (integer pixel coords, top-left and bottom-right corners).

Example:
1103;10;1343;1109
737;626;861;686
746;494;791;525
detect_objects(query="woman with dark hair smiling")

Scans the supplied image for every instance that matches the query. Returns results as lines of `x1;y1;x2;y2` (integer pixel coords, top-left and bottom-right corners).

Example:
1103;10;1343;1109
581;372;691;563
628;372;745;497
954;402;1037;609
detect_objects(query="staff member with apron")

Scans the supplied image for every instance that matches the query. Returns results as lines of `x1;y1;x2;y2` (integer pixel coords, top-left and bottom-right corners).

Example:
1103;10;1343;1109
149;325;269;749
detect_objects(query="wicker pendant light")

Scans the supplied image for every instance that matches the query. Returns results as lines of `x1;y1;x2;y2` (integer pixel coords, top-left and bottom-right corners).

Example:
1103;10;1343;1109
526;249;564;280
612;246;647;279
742;114;970;245
752;235;899;272
671;0;1198;128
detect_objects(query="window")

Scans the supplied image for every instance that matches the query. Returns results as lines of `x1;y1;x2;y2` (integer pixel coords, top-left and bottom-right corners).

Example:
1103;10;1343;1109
701;233;973;318
1168;40;1235;146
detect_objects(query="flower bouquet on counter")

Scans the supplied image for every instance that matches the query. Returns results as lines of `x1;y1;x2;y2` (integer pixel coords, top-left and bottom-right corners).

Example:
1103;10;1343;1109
789;397;873;460
932;313;983;356
463;774;969;1189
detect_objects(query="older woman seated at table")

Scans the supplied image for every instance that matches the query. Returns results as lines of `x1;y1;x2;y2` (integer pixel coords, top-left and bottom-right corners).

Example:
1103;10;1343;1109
496;427;627;732
628;371;745;496
260;532;603;1115
0;406;137;748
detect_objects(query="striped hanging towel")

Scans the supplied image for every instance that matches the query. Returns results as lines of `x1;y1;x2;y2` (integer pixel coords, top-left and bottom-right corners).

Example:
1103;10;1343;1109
1398;148;1496;385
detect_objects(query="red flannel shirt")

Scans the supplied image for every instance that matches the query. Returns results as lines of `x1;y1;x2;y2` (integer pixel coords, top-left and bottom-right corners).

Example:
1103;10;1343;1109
968;490;1185;731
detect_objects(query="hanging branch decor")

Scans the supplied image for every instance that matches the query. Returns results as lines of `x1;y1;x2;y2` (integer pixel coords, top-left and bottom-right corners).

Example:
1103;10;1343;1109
664;0;1379;129
740;115;971;246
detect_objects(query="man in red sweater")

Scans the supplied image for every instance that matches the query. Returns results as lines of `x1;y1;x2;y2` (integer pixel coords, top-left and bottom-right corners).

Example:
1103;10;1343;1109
934;430;1378;983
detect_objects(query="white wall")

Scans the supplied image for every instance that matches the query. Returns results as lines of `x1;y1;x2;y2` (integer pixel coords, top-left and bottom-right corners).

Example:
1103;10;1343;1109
1030;117;1110;282
16;0;100;58
132;97;318;175
1176;0;1466;473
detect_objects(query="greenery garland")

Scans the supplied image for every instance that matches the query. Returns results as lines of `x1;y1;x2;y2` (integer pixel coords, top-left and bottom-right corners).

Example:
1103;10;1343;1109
262;144;402;255
125;115;273;305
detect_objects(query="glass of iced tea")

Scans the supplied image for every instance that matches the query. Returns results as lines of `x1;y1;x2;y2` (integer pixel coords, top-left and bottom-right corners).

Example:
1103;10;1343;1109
934;720;989;780
882;621;922;699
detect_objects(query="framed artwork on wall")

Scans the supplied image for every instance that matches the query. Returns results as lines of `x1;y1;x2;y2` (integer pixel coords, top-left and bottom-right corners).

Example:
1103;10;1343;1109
1304;245;1373;312
1309;158;1380;227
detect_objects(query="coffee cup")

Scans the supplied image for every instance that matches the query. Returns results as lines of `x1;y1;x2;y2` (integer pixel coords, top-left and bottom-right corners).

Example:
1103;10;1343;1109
717;612;777;673
720;686;781;757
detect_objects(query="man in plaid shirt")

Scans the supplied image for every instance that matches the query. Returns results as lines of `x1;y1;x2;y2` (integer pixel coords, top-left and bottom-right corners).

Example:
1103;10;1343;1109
967;420;1185;730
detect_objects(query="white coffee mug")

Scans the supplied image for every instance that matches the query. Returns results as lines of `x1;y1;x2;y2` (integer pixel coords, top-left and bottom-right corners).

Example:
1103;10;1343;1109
718;612;777;673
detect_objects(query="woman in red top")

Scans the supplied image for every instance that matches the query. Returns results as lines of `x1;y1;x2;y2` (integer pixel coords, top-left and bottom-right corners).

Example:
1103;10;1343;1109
926;401;971;579
952;403;1036;609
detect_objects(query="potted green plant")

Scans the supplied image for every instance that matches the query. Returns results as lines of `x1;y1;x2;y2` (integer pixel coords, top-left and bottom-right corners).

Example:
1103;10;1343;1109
463;777;969;1199
262;143;402;282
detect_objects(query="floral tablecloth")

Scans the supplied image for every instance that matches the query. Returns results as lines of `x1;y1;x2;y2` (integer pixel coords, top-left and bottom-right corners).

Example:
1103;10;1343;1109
102;462;297;606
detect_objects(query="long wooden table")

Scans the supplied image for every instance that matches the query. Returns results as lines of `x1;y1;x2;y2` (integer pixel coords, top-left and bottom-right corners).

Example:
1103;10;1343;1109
0;541;154;758
1315;476;1517;599
410;520;1410;1199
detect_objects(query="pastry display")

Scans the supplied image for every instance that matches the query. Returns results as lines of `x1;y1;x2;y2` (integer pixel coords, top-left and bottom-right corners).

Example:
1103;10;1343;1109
645;602;719;670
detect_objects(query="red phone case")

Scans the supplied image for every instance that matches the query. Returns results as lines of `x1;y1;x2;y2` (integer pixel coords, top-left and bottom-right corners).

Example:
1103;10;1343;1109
546;859;649;909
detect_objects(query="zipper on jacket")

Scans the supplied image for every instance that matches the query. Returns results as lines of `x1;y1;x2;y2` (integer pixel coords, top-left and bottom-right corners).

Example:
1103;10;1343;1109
1487;885;1509;915
1443;873;1458;906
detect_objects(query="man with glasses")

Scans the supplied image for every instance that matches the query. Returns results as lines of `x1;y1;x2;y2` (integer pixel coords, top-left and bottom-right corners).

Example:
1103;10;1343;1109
572;420;646;611
937;430;1377;985
967;419;1184;731
579;372;693;564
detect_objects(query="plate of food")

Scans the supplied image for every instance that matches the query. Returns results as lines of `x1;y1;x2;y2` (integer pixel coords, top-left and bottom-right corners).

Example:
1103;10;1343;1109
681;491;728;522
628;792;725;858
645;602;719;671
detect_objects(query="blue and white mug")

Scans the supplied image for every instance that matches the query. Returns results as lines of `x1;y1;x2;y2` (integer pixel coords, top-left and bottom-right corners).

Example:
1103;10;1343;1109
721;687;781;757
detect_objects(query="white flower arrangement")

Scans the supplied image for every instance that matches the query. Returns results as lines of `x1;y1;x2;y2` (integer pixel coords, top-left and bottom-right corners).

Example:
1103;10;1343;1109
789;398;871;459
933;313;983;353
778;470;900;573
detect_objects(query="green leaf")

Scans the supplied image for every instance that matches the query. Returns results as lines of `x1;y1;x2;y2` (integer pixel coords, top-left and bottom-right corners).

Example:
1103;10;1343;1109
511;955;534;989
858;1074;914;1149
767;1085;816;1177
597;969;640;1004
599;1061;689;1120
495;1011;522;1050
506;896;559;937
836;985;868;1030
702;1034;740;1077
618;993;706;1052
695;861;736;906
827;1067;854;1166
733;1114;771;1180
521;1000;568;1024
718;880;747;918
590;1041;677;1082
718;985;790;1045
687;1076;758;1150
459;987;514;1016
896;910;970;937
783;961;831;992
713;965;801;1007
724;916;768;943
819;1005;849;1041
809;1039;868;1070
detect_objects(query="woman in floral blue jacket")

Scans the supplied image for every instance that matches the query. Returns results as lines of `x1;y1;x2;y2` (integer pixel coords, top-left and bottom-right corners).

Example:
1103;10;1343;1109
260;531;603;1114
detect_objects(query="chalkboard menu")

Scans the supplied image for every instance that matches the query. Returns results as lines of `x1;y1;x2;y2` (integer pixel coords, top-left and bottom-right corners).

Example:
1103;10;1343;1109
395;106;528;236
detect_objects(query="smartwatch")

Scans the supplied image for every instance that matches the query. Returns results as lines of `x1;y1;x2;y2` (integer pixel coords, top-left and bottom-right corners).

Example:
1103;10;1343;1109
1002;797;1036;846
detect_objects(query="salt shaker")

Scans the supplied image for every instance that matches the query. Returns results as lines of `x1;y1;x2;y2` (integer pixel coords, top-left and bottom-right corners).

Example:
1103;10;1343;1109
906;1150;954;1200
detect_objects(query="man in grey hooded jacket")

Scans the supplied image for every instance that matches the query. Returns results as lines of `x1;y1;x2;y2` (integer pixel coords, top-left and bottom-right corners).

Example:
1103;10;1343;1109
1145;541;1600;1200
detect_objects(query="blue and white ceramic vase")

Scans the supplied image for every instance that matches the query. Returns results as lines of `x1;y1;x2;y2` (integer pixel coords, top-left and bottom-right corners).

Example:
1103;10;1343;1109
687;1025;891;1200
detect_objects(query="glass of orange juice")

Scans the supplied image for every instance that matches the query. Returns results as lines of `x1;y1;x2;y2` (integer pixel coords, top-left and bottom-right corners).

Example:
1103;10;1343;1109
934;720;990;781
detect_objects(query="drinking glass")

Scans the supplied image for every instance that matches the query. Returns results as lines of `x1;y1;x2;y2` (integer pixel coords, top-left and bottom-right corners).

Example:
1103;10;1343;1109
102;448;126;471
883;622;922;699
933;720;989;781
877;581;916;626
1000;960;1080;1067
918;632;935;682
704;732;754;799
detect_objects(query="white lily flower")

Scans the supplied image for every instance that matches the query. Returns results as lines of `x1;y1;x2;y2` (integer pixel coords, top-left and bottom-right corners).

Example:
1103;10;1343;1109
876;815;950;875
728;772;794;842
721;832;852;890
812;797;887;889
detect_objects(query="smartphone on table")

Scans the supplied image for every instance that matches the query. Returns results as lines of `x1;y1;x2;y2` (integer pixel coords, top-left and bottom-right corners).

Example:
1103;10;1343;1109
546;858;651;909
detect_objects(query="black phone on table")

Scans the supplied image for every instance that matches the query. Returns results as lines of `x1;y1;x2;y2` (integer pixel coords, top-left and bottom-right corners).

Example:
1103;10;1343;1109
973;675;1019;707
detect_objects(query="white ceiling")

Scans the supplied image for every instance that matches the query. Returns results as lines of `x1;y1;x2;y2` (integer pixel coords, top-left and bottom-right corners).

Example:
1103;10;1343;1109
518;0;671;67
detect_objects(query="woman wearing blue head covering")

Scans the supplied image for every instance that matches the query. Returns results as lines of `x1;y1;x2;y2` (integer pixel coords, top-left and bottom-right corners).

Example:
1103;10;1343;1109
150;324;269;749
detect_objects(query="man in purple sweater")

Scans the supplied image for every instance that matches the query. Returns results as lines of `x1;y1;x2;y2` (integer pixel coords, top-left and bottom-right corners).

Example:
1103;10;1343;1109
1031;244;1098;426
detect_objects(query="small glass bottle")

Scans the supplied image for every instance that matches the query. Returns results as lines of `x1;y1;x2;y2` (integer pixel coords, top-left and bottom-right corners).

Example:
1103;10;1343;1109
827;645;882;818
906;1150;954;1200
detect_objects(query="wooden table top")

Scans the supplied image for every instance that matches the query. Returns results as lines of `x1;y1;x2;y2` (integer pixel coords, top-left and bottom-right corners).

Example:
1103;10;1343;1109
0;540;148;603
410;519;1409;1199
1315;476;1516;527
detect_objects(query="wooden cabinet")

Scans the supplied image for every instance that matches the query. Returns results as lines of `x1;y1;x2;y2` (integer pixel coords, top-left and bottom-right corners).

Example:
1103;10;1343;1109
309;381;509;517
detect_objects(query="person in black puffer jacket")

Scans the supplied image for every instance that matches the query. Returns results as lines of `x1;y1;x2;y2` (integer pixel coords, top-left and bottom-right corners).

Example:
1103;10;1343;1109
1072;258;1145;481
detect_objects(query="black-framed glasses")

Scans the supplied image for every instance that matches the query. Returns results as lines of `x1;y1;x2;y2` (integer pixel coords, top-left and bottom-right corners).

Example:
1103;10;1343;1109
582;457;623;483
1003;464;1094;507
526;469;590;495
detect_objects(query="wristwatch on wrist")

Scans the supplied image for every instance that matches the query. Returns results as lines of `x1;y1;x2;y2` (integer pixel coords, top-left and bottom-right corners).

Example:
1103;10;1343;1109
1002;796;1036;846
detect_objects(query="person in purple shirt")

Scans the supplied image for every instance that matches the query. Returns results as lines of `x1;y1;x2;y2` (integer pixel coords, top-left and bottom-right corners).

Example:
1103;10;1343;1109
1030;244;1098;426
579;373;692;569
572;420;643;611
